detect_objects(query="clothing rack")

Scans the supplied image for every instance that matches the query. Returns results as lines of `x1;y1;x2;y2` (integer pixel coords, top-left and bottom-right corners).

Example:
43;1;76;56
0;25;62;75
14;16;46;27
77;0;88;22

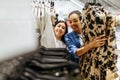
32;0;57;47
32;0;55;36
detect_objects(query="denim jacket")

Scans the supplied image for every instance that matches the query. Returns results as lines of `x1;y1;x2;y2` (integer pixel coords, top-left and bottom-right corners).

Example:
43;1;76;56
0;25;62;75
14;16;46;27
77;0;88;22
64;31;82;63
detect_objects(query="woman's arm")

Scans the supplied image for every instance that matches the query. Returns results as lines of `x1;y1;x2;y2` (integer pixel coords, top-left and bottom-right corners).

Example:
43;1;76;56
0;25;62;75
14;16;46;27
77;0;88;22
76;35;107;56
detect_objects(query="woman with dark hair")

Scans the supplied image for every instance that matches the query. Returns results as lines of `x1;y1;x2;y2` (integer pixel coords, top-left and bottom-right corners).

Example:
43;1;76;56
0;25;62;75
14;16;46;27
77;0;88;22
64;10;107;63
54;20;68;48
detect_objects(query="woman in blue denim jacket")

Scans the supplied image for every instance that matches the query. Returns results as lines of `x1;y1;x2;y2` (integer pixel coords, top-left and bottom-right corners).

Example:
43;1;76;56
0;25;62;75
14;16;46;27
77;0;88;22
64;10;107;63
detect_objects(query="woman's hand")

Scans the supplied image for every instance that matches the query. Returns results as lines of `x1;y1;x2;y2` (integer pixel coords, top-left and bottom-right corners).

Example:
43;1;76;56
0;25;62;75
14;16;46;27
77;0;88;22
76;35;108;56
89;35;108;49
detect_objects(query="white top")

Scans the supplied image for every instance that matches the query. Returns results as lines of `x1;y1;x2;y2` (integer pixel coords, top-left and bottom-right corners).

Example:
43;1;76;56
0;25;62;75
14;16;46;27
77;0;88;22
78;34;84;46
56;40;66;48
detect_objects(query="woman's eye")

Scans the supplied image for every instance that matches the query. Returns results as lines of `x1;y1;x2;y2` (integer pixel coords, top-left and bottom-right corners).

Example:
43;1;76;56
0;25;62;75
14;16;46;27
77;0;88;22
57;25;61;27
73;20;78;22
62;27;65;29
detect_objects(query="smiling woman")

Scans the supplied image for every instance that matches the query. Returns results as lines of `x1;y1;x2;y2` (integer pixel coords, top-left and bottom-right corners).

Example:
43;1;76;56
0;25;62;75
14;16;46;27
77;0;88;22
53;20;68;48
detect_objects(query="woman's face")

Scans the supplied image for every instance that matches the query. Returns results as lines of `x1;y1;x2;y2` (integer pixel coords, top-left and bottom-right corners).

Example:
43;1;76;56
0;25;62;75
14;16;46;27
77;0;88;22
54;22;66;39
69;13;82;33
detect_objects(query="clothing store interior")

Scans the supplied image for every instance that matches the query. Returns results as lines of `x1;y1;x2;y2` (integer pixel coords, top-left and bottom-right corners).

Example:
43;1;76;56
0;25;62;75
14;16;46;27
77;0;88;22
0;0;120;80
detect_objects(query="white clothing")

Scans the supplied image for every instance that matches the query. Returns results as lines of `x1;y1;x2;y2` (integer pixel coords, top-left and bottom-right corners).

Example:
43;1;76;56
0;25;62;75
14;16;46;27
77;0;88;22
56;40;66;48
78;34;84;46
41;12;57;48
40;12;66;48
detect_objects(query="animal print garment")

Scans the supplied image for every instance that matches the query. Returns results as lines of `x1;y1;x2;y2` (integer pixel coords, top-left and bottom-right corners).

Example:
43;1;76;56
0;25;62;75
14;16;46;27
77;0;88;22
80;3;118;80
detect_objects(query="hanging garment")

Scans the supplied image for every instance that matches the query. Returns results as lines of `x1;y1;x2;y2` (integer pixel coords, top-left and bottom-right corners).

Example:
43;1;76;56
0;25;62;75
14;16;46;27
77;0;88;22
32;0;46;36
40;11;57;48
80;3;118;80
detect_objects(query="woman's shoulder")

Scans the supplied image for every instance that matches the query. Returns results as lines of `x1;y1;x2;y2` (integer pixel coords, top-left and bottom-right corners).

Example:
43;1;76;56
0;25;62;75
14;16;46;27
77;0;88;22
65;31;77;37
66;31;74;35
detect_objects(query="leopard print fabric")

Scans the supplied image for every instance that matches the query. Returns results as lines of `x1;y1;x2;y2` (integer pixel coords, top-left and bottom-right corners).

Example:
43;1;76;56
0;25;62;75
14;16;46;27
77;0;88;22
80;3;118;80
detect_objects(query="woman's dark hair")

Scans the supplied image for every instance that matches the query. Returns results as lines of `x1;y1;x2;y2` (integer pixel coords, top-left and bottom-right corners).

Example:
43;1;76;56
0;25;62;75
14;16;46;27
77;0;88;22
54;20;68;43
68;10;82;20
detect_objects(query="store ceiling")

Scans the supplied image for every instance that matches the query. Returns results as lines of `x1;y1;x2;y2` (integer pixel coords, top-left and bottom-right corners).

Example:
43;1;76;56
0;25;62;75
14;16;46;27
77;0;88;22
54;0;120;19
54;0;84;19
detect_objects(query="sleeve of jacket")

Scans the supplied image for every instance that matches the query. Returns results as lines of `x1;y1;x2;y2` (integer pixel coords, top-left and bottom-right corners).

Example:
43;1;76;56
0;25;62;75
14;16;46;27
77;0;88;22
64;33;78;58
